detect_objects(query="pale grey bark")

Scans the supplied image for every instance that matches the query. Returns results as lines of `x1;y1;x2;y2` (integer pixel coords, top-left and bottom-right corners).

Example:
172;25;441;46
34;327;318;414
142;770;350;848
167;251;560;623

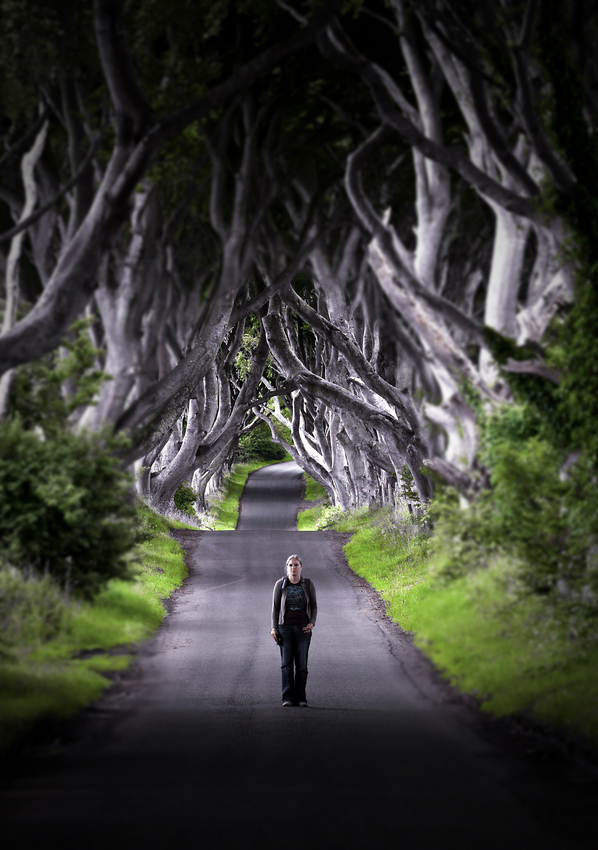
0;118;48;417
146;322;270;512
0;0;342;377
263;305;432;502
321;18;540;221
391;0;452;290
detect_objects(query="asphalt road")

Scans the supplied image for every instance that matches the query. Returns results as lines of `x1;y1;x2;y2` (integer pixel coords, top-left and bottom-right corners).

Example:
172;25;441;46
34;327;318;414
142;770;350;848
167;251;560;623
1;461;596;849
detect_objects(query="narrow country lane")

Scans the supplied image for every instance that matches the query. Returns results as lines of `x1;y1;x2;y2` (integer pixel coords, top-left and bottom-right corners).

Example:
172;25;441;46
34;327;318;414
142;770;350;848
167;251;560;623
1;462;595;849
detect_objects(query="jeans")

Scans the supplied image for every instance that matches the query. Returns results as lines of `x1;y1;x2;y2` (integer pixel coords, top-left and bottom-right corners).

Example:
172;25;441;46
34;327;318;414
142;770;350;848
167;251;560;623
279;624;311;703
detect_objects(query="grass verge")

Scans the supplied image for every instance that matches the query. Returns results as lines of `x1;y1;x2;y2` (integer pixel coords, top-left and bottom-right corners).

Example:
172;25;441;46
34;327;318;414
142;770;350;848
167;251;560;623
0;503;191;756
414;564;598;745
299;479;598;749
297;475;329;530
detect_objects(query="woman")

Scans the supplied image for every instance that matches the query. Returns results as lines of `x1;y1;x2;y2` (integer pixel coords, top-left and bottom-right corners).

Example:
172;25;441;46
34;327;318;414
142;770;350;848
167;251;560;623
271;554;317;707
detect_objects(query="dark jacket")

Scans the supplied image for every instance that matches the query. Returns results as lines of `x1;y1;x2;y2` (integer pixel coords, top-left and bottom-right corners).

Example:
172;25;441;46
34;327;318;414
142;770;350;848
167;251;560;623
271;576;317;630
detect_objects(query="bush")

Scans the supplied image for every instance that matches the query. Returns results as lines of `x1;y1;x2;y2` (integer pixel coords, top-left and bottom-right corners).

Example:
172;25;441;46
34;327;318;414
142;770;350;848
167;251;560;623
314;505;345;530
0;561;69;653
0;419;136;597
371;504;428;548
174;481;198;515
431;403;598;631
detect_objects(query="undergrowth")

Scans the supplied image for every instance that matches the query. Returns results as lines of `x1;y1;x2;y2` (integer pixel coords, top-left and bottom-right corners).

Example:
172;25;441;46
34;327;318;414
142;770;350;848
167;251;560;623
0;502;189;756
297;475;329;530
299;476;598;749
0;457;289;755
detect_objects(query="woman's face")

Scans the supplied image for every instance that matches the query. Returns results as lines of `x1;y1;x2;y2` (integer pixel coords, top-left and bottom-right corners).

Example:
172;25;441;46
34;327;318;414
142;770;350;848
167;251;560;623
286;558;302;583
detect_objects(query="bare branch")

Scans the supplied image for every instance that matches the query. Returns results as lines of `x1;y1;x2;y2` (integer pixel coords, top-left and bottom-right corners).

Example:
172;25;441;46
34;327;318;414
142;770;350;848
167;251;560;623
345;126;485;341
321;18;540;221
93;0;154;142
0;109;51;171
0;135;102;245
502;357;561;384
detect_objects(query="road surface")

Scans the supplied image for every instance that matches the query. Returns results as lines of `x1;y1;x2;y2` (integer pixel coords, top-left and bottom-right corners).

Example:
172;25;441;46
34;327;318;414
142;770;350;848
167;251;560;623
1;461;595;848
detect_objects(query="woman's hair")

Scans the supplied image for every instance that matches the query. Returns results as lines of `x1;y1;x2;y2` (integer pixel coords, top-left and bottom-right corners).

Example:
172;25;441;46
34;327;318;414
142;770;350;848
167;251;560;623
286;554;303;567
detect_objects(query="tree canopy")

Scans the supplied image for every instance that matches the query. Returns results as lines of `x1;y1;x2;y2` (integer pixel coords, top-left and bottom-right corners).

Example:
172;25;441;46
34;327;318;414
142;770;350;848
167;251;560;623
2;0;598;602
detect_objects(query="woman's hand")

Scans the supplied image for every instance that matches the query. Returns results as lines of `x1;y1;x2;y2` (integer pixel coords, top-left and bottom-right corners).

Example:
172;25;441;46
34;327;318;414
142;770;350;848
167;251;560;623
302;623;314;634
271;629;279;643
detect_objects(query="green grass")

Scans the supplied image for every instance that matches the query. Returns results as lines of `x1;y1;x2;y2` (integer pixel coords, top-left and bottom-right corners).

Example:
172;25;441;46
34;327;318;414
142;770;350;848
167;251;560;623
303;475;328;502
414;565;598;744
0;503;189;756
0;458;291;754
315;501;598;748
297;474;329;530
297;505;326;530
343;524;434;632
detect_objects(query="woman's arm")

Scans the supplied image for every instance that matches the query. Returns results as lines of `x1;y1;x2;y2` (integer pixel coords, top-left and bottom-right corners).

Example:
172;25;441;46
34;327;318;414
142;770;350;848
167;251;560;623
307;579;317;626
271;580;282;640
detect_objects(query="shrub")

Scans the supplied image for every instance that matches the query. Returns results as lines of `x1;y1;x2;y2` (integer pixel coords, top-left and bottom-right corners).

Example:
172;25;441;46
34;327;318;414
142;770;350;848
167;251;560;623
371;504;428;548
431;403;598;630
314;505;345;530
0;419;136;597
11;316;108;435
174;480;198;515
0;561;70;652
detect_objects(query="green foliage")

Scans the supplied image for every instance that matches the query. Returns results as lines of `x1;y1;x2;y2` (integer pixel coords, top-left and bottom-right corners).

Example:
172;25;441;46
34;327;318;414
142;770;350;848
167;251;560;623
0;563;70;655
479;401;543;455
531;2;598;467
238;420;286;461
234;322;261;381
0;317;137;597
482;327;565;445
11;317;109;436
0;502;188;755
371;504;429;548
397;464;420;506
431;404;598;631
174;480;198;515
314;505;345;530
557;270;598;465
0;418;137;597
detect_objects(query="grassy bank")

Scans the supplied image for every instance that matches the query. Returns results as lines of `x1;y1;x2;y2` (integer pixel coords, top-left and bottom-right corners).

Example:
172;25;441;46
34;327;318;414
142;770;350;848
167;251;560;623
0;457;289;755
0;504;190;756
297;475;329;529
298;488;598;749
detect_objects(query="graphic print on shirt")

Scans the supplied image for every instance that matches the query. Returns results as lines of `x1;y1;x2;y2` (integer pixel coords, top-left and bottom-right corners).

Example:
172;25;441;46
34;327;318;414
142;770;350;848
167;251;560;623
284;582;309;625
286;583;306;611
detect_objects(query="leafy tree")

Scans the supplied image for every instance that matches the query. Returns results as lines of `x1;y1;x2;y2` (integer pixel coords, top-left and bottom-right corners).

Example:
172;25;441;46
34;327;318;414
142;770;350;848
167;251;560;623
10;317;108;435
0;419;136;597
0;320;136;597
